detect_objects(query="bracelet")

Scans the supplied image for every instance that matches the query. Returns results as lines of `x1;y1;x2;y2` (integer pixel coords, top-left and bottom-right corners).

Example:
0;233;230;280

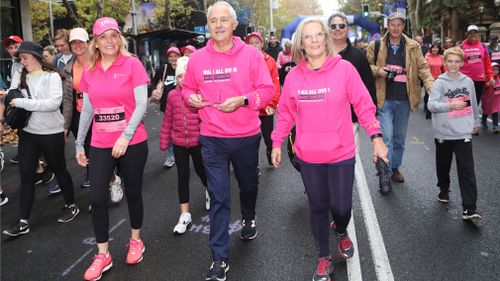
370;133;382;141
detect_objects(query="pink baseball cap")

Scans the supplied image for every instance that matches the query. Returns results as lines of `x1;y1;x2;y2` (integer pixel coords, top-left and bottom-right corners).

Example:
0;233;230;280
93;17;121;37
181;45;196;54
245;32;264;43
166;46;180;56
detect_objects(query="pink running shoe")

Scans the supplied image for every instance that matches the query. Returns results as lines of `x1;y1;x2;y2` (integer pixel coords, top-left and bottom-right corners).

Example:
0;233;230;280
83;253;113;281
126;239;145;265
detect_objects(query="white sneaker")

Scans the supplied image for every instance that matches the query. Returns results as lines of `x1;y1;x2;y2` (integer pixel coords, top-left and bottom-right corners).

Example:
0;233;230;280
173;212;191;234
109;175;123;204
163;155;175;168
205;191;210;211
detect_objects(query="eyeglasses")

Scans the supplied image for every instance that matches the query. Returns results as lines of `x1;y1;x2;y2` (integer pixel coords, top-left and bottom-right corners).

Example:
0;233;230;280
208;17;230;26
302;32;326;42
329;24;347;30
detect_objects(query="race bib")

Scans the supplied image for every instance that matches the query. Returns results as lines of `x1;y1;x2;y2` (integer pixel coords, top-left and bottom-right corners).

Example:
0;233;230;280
466;52;481;64
447;96;472;118
94;106;126;132
491;52;500;62
76;90;83;112
386;64;407;83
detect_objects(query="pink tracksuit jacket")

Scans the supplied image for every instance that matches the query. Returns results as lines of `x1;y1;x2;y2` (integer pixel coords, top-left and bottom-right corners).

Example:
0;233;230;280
182;36;274;138
271;55;381;164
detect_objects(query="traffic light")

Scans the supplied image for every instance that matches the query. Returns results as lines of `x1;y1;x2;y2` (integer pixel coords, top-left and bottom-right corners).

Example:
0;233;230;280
362;4;370;17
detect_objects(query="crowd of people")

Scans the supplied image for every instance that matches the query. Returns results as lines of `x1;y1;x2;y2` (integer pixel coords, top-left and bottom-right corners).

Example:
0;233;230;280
0;1;498;280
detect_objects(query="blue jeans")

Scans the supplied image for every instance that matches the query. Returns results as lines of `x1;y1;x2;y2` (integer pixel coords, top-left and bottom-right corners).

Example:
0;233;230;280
378;100;411;171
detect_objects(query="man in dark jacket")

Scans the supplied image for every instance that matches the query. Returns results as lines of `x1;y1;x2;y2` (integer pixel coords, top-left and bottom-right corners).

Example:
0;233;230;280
264;34;282;61
329;12;377;146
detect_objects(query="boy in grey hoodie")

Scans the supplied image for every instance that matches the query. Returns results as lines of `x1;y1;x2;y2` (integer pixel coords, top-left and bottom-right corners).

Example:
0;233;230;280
428;47;482;220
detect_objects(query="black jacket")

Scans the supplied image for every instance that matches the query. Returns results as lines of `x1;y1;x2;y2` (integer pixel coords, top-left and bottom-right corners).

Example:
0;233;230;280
265;43;282;61
338;39;377;122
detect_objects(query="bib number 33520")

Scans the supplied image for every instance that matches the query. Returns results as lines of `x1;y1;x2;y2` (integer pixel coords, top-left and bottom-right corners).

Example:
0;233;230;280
94;106;126;132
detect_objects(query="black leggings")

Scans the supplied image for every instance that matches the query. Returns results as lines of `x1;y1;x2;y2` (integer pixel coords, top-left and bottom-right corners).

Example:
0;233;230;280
296;157;355;258
89;141;148;243
173;144;207;204
18;131;75;220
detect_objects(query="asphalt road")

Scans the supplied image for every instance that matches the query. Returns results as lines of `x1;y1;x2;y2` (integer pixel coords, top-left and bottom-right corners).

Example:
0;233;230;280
1;103;498;281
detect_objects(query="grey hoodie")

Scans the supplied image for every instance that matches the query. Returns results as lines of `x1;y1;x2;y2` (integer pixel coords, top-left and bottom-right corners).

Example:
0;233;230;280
428;72;480;140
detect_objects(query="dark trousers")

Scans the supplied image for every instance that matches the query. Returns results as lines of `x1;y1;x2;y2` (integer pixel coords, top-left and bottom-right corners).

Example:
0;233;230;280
435;139;477;210
296;157;355;258
199;134;260;261
18;131;74;220
89;141;148;243
259;115;274;159
473;81;485;105
172;144;207;204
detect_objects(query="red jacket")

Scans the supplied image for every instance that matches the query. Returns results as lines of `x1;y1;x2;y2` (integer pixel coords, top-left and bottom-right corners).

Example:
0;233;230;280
261;51;280;116
160;87;201;150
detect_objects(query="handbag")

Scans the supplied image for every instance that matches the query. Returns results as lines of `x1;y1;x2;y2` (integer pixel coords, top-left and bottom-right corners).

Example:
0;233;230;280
4;88;32;129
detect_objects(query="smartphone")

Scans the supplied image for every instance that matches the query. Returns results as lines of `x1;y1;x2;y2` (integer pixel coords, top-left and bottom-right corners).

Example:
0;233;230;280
465;100;471;106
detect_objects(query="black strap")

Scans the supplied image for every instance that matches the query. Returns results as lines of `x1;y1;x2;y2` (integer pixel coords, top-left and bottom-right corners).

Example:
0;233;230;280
25;86;32;99
374;39;381;65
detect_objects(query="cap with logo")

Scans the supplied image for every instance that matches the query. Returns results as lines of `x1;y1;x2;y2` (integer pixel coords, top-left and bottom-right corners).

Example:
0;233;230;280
93;17;121;37
3;35;23;47
466;25;479;33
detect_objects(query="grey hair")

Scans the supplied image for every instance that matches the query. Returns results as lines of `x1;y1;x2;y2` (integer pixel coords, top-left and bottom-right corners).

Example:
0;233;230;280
207;1;237;21
328;11;348;24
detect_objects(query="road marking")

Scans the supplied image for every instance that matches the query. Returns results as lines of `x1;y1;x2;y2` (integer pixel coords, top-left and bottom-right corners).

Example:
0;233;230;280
354;160;395;281
62;218;126;277
346;212;363;281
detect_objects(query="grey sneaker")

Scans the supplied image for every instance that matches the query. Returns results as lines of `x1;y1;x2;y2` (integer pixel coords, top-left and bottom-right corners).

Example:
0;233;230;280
163;155;175;168
109;175;123;204
58;206;80;223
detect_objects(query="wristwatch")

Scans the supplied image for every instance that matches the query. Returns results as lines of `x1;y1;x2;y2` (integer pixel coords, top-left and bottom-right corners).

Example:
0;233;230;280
370;133;382;141
243;96;249;106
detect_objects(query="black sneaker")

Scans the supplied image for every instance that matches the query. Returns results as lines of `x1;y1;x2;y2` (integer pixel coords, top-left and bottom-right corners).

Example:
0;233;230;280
462;209;482;220
3;221;30;237
206;260;229;281
34;170;55;186
437;191;450;203
9;155;18;164
0;193;9;207
240;219;258;240
80;175;91;188
47;183;61;195
58;206;80;223
257;167;261;177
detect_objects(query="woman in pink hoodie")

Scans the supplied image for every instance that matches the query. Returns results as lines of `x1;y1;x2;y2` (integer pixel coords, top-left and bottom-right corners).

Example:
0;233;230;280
159;56;209;235
271;17;388;281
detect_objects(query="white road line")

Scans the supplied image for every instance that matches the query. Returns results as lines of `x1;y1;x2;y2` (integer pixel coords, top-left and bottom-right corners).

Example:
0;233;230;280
61;218;126;276
354;160;395;281
346;212;363;281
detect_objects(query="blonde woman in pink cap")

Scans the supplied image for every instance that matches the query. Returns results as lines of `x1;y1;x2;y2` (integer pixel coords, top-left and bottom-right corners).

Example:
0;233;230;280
151;45;180;168
75;17;150;281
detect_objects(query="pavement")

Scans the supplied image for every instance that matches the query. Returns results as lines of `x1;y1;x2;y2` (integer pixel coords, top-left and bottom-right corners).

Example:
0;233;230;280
1;103;499;281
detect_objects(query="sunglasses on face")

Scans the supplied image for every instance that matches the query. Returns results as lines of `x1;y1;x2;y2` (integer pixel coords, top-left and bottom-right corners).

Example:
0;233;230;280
329;24;347;30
